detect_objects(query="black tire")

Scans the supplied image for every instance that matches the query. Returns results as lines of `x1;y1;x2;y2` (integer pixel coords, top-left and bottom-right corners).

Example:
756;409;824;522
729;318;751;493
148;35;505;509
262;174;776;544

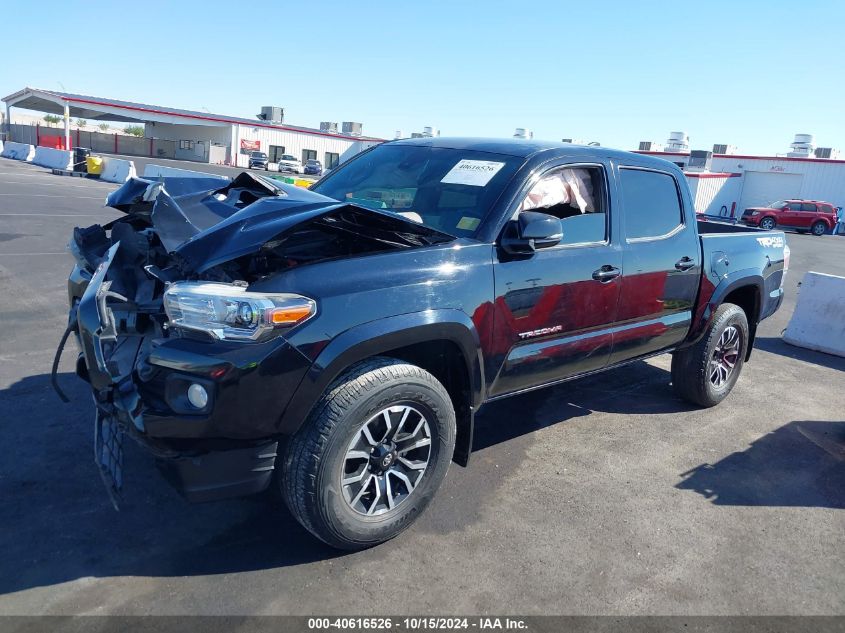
811;221;827;236
759;217;776;230
280;357;456;550
671;303;749;408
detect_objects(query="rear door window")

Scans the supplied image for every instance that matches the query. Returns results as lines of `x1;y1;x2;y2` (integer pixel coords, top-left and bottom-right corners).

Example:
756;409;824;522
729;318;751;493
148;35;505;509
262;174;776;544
619;168;684;240
800;203;818;212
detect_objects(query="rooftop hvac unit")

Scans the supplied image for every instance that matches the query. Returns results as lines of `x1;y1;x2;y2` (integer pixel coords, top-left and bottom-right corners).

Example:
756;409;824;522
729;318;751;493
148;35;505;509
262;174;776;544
410;132;424;138
422;126;439;137
514;128;533;139
394;130;405;139
320;122;338;134
814;147;840;159
687;150;713;172
342;122;363;136
639;141;664;151
258;106;284;123
712;144;738;155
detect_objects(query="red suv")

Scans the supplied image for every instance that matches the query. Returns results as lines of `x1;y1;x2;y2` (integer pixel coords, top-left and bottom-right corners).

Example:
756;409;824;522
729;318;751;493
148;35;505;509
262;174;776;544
741;199;837;236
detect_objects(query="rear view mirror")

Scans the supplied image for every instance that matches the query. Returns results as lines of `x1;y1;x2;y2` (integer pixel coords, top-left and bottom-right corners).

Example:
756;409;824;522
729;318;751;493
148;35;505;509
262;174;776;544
501;211;563;254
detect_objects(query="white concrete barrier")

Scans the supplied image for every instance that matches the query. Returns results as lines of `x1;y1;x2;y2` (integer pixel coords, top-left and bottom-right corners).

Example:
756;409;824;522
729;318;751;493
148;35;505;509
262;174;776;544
783;272;845;357
100;157;137;183
0;140;3;155
32;146;73;170
1;141;35;161
143;164;229;182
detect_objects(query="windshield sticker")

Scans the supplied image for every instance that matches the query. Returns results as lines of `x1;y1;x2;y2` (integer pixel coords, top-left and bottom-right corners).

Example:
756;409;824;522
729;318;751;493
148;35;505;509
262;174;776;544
441;160;506;187
456;216;481;231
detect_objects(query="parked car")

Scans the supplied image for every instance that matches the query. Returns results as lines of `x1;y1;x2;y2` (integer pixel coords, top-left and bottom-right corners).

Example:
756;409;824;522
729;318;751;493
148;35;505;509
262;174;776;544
59;139;788;550
741;199;837;236
247;151;268;170
304;159;323;176
276;154;303;174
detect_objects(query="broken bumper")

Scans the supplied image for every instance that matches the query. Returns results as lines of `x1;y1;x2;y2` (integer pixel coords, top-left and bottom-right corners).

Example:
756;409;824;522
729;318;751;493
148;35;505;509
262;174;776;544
67;245;311;505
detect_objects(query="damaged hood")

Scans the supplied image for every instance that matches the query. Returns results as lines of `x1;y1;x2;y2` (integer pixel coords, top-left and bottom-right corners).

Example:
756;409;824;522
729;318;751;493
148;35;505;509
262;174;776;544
106;172;454;274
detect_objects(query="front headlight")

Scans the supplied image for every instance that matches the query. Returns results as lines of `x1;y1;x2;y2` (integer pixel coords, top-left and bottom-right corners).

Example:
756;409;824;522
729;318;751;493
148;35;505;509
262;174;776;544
751;211;760;216
163;282;316;341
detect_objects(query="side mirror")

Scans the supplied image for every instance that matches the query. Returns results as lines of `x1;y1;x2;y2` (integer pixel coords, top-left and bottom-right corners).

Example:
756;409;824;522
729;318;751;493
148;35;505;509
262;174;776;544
782;206;790;211
501;211;563;254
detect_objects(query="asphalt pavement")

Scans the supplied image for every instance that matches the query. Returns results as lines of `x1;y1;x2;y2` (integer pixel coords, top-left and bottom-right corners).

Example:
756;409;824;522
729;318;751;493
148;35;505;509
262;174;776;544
0;157;842;616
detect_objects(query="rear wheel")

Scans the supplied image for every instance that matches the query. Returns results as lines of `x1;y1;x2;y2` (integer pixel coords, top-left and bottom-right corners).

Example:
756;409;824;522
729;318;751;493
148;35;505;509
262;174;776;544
280;357;456;550
671;303;749;407
811;221;827;236
759;217;776;230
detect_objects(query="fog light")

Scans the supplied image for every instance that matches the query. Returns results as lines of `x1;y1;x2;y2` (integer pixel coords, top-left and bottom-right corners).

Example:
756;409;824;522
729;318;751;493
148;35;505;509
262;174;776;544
187;383;208;409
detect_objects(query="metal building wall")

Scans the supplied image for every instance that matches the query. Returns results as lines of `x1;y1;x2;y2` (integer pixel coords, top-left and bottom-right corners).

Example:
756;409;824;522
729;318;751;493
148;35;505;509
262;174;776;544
687;175;743;218
712;156;845;209
233;124;363;168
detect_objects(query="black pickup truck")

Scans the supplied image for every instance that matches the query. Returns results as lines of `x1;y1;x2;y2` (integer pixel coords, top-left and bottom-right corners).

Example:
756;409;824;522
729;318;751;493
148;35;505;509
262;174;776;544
58;138;788;549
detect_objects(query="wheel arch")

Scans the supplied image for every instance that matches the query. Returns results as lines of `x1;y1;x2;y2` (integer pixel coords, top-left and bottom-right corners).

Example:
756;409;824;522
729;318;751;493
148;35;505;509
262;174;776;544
278;310;484;466
685;271;763;361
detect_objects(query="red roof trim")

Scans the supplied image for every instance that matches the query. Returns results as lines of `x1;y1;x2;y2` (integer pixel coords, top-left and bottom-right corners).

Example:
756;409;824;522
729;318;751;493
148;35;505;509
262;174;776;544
684;172;742;178
58;95;385;143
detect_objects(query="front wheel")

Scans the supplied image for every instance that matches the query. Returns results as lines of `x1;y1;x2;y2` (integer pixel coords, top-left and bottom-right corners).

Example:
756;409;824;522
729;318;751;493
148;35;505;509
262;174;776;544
671;303;749;407
759;217;776;230
811;221;827;236
280;357;456;550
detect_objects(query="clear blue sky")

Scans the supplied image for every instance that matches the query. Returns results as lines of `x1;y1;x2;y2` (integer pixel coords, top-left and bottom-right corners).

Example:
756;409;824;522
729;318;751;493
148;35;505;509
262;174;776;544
3;0;843;154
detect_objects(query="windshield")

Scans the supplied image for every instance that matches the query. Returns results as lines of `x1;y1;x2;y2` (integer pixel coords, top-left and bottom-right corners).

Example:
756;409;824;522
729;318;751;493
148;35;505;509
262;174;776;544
768;200;788;208
281;155;297;161
251;152;267;159
310;144;524;237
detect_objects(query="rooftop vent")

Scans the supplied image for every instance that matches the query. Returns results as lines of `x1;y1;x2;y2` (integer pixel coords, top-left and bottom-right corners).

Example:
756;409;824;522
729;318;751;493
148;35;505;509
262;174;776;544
422;126;439;137
788;133;814;157
514;128;533;139
342;122;363;137
320;122;338;134
665;131;689;152
258;106;284;123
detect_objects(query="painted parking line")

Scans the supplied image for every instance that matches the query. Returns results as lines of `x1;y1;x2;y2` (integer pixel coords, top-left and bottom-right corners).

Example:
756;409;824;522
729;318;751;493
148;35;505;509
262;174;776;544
0;213;107;217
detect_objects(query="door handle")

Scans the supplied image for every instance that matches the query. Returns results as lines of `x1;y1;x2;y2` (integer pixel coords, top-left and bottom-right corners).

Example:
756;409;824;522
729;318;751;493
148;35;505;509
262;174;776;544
592;265;621;282
675;256;695;271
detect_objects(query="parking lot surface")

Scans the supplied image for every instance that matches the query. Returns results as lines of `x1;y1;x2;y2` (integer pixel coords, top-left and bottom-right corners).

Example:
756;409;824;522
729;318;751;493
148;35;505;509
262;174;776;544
0;157;842;615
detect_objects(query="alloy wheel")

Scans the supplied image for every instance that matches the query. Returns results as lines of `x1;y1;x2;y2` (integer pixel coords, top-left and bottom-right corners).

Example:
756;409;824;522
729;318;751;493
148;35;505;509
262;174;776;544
341;404;432;516
709;325;741;388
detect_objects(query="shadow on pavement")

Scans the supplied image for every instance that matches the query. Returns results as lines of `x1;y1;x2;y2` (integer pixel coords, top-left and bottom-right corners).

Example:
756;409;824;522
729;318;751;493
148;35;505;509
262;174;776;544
0;372;343;597
754;336;845;372
676;420;845;508
472;359;693;452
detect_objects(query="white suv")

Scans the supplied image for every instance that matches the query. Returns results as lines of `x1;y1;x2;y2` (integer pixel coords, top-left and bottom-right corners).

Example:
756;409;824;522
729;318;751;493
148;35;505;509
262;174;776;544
276;154;303;174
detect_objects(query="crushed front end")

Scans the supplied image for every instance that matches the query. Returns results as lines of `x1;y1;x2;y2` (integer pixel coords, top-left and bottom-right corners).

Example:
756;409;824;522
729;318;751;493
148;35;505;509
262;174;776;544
58;171;453;508
60;173;322;507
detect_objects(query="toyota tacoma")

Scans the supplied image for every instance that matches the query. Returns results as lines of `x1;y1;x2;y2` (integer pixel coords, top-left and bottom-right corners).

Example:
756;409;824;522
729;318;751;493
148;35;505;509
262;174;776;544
56;138;789;549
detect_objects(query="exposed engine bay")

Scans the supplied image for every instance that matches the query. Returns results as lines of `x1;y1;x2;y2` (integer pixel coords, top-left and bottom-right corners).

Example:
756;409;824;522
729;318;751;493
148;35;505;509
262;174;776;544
58;171;455;506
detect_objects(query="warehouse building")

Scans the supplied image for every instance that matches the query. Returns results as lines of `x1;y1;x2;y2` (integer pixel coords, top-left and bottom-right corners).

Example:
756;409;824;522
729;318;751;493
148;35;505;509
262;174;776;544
636;132;845;219
2;87;383;168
